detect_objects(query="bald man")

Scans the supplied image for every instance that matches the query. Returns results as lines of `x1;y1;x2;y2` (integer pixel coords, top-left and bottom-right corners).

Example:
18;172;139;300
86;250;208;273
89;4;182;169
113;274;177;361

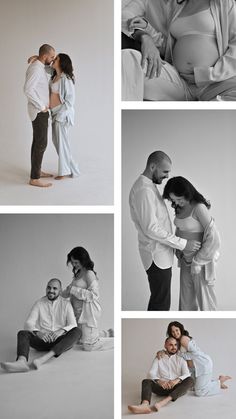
129;151;200;310
1;278;80;373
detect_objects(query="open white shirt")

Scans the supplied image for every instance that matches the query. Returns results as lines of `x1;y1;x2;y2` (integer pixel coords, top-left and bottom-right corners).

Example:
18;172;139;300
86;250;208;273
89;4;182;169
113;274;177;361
24;60;50;121
24;295;77;333
129;175;186;270
148;353;190;382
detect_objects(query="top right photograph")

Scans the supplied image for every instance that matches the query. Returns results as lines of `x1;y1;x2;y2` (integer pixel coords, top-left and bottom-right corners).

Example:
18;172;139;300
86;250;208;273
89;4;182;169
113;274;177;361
122;0;236;101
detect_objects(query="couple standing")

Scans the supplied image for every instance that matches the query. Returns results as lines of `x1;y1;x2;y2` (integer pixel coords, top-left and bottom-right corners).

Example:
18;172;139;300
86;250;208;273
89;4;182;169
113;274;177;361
24;44;80;188
129;150;220;311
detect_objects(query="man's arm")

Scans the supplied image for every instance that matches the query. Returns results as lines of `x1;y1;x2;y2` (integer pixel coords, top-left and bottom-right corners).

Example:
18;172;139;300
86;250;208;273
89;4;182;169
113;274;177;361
24;301;40;332
23;65;48;112
133;187;187;250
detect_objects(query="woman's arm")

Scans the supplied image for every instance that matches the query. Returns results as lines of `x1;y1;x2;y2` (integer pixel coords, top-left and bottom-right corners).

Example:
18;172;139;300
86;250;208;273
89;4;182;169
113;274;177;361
70;271;99;302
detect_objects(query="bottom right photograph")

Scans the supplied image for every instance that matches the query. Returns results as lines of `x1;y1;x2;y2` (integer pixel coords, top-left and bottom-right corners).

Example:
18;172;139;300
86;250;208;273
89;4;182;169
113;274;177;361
122;318;235;419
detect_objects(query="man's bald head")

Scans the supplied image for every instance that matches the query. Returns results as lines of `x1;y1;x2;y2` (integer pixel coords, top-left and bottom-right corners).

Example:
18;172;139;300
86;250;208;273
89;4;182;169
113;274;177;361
146;151;172;168
143;151;172;185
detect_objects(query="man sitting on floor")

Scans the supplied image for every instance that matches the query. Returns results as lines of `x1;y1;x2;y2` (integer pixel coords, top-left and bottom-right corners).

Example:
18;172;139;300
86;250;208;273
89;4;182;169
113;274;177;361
128;337;193;414
1;278;80;372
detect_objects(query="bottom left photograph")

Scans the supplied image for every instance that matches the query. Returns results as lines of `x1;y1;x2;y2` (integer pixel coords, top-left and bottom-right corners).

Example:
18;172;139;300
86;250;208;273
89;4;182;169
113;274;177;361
0;213;114;419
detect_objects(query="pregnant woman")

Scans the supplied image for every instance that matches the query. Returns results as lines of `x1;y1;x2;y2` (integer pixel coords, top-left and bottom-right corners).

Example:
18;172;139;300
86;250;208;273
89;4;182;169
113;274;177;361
157;321;231;396
62;247;114;351
163;177;220;311
122;0;236;100
50;54;80;179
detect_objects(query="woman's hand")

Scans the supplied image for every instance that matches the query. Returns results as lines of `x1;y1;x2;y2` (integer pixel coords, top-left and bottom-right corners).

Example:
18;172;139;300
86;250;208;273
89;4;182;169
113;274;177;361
140;34;162;78
128;16;148;31
191;263;202;275
27;55;38;64
156;350;166;359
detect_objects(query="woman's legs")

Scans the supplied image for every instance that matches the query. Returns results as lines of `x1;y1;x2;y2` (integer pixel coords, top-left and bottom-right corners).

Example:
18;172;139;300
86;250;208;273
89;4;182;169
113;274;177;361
80;324;114;351
193;271;217;311
194;373;220;397
52;120;80;177
179;260;198;311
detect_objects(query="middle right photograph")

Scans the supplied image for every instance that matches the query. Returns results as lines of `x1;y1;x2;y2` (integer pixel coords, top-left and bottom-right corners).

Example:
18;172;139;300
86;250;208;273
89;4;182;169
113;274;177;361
122;109;236;311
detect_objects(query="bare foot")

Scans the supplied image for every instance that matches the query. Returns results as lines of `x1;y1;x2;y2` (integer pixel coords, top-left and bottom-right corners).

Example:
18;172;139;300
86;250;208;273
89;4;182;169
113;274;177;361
1;359;30;373
128;404;152;414
54;175;72;180
40;171;53;178
32;359;41;370
219;375;232;389
29;179;52;188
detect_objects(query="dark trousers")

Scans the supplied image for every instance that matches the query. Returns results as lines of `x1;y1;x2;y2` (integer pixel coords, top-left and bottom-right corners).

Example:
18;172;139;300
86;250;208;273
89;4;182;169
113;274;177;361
17;327;81;361
146;262;172;311
31;111;49;179
121;32;141;51
141;377;194;403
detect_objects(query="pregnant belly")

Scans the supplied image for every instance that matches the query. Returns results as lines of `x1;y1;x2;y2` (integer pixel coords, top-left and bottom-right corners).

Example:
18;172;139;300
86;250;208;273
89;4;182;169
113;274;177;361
176;229;203;262
50;93;62;109
173;35;219;77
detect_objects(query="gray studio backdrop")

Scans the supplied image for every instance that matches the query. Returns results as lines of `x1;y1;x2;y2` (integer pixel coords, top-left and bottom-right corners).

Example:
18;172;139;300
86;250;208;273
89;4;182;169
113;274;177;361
122;110;236;310
0;0;113;204
0;214;114;358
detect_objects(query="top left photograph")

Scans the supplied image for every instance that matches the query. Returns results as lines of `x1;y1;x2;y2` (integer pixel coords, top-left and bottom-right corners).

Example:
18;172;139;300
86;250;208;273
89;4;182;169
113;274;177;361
0;0;114;205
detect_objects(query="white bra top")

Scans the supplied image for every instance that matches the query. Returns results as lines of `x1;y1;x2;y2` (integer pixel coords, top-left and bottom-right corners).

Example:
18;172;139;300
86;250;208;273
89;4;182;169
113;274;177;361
50;79;60;93
170;8;215;39
174;208;204;233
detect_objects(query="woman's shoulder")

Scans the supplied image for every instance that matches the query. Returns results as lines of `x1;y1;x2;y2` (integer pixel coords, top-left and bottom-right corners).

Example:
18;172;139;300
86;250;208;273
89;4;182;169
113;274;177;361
84;270;96;286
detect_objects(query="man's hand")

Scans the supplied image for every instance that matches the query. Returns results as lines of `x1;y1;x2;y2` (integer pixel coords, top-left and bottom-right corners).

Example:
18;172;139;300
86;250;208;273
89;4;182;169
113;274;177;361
128;16;148;31
185;240;201;252
168;379;180;388
42;107;49;113
156;350;166;360
191;263;202;275
36;331;52;342
48;329;65;342
158;380;171;389
140;34;162;78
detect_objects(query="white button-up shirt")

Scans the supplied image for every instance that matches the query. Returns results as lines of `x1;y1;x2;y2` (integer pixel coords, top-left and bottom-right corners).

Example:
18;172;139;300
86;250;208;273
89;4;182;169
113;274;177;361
148;353;190;381
24;295;77;333
129;175;186;270
24;60;50;121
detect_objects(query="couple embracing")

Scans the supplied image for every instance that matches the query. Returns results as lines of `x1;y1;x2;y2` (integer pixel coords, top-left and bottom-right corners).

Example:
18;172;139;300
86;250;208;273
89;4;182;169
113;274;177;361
24;44;80;188
129;150;220;311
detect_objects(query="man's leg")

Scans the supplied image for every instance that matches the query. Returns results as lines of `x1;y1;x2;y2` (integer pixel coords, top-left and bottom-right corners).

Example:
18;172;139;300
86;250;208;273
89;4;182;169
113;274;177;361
32;327;81;369
146;262;171;311
154;377;193;411
128;379;154;414
30;111;52;187
0;330;35;372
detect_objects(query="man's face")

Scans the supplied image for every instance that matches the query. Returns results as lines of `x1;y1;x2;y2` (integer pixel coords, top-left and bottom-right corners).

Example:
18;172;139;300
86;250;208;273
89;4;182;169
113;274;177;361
44;49;56;65
165;338;178;355
152;160;171;184
46;280;61;301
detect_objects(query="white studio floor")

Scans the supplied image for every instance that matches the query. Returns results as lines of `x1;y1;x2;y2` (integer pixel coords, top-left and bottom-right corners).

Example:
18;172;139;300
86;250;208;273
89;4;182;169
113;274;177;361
122;377;235;419
0;155;113;206
0;340;114;419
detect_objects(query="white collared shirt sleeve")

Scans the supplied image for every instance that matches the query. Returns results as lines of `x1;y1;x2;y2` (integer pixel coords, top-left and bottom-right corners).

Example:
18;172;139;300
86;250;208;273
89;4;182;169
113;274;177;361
147;357;160;379
179;358;191;381
24;301;40;331
24;65;46;112
133;187;186;250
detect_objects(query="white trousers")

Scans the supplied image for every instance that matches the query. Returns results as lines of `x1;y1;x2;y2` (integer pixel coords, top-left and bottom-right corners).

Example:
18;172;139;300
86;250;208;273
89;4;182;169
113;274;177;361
52;120;80;177
195;373;220;397
179;259;217;311
79;324;114;351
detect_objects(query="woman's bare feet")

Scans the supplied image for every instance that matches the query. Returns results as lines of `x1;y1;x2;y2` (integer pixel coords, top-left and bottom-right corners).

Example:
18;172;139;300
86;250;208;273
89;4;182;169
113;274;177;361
54;174;72;180
29;179;52;187
219;375;232;389
128;403;152;414
40;171;53;178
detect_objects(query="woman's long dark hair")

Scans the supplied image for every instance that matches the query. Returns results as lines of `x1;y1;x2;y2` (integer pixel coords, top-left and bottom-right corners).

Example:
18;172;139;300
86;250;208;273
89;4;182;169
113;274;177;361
167;321;192;339
67;247;96;275
163;176;211;209
52;53;75;83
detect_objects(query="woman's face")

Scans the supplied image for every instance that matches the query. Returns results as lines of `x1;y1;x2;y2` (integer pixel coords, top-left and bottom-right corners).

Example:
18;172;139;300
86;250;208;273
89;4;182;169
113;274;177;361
52;56;61;71
169;193;189;209
171;325;182;340
70;256;83;272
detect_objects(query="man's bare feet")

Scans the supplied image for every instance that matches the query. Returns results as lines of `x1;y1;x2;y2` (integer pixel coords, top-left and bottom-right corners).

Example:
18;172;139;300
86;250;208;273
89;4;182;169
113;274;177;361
29;179;52;188
54;175;72;180
128;404;152;414
219;375;232;389
1;358;30;373
40;171;53;178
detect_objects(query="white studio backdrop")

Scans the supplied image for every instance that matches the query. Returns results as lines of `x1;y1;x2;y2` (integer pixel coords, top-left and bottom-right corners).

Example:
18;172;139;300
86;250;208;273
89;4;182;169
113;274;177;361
0;214;114;358
122;110;236;311
0;0;113;205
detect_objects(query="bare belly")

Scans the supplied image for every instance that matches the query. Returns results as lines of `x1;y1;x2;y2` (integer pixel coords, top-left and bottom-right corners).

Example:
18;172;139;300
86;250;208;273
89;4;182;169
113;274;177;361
49;93;62;109
173;35;219;78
